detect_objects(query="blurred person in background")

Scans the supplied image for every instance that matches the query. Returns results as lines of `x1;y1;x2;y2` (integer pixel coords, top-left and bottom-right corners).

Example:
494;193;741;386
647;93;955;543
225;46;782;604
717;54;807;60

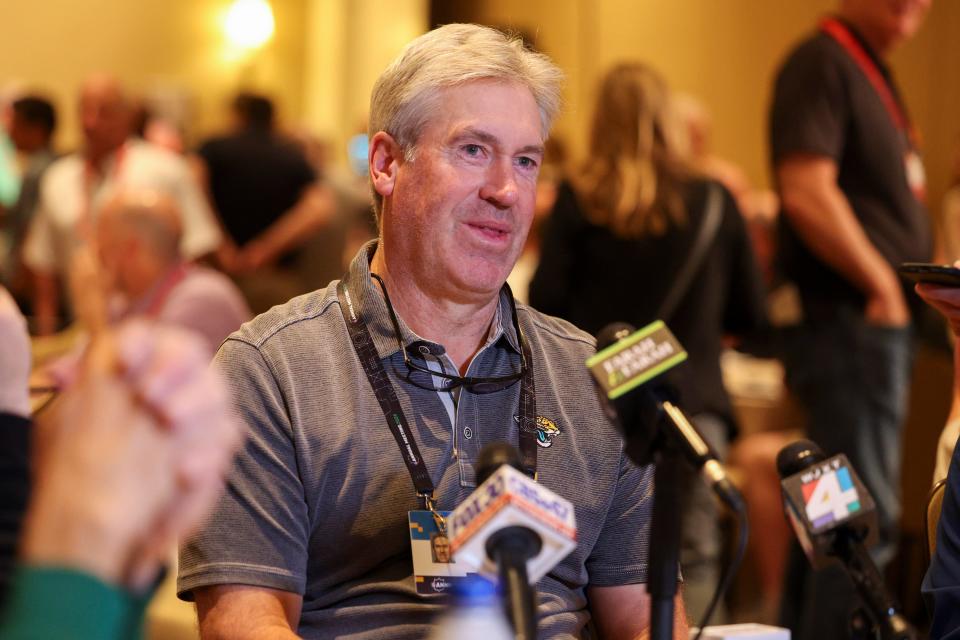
769;0;932;637
919;274;960;639
0;286;31;605
507;135;568;304
0;288;242;638
132;99;186;155
940;135;960;265
0;86;22;217
932;137;960;482
288;129;373;291
195;92;333;313
1;96;57;301
674;93;780;284
93;190;250;355
529;61;767;623
22;74;221;335
672;93;751;206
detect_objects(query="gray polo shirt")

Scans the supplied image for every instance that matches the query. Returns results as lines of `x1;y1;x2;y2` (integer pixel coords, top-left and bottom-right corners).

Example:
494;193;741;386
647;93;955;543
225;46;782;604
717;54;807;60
179;242;654;639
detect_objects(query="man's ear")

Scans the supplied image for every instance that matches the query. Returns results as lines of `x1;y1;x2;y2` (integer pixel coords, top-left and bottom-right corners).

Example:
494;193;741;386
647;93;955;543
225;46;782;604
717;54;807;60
369;131;403;199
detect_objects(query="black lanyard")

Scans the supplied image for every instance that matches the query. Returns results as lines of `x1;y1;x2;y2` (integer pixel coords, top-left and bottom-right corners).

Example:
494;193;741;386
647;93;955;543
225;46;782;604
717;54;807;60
337;279;538;508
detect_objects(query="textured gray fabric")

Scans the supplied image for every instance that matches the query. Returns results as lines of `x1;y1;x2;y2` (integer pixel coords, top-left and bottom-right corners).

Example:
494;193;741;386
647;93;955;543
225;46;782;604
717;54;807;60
178;242;654;639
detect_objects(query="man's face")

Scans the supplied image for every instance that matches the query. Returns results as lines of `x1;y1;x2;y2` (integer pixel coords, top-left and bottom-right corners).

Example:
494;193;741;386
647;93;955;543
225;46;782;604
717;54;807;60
79;84;129;158
849;0;932;46
8;113;40;153
432;534;452;563
383;80;544;301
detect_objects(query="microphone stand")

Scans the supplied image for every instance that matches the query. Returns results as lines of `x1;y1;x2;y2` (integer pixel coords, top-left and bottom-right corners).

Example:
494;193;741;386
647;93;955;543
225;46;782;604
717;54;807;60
487;526;541;640
831;529;916;640
648;442;685;640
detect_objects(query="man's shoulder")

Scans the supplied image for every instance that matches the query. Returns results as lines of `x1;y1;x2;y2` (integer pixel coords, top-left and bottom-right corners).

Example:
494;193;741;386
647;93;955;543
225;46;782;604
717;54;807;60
520;304;596;360
226;282;341;353
41;153;82;190
172;267;249;308
777;30;848;81
180;265;242;292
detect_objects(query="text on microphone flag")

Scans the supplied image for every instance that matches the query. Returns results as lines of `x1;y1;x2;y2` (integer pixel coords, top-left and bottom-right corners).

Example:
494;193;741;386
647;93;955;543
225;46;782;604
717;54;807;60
585;320;687;399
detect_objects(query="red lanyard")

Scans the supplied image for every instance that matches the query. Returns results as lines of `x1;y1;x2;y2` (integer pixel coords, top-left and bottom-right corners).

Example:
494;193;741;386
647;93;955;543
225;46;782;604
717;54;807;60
142;262;191;317
820;18;919;149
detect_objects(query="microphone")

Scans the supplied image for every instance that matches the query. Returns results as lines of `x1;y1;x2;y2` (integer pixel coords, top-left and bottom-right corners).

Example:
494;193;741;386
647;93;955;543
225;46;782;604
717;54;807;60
776;440;915;640
587;321;743;511
775;439;878;569
448;443;577;640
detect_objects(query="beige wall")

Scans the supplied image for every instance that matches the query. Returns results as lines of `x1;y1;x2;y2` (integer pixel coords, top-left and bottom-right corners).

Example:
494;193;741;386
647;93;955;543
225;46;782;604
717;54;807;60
2;1;956;214
302;0;429;158
457;0;960;216
895;1;960;221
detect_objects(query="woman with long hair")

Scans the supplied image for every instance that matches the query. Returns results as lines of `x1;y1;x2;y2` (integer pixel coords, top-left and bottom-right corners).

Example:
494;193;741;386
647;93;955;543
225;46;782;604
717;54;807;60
529;62;767;623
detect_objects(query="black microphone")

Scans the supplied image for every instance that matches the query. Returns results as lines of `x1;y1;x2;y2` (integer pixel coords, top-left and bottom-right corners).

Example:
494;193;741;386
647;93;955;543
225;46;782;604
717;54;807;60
476;443;541;640
776;440;916;640
590;321;743;511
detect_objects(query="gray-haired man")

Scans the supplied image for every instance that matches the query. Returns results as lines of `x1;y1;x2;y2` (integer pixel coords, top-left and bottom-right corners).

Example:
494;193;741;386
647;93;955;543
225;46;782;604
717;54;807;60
179;24;683;639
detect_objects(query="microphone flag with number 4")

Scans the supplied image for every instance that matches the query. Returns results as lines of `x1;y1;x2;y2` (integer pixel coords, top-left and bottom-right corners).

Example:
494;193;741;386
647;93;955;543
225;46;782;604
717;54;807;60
780;452;877;569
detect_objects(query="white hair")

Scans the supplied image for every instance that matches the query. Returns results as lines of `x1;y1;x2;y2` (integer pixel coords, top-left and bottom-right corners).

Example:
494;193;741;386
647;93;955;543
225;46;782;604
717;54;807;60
368;23;564;218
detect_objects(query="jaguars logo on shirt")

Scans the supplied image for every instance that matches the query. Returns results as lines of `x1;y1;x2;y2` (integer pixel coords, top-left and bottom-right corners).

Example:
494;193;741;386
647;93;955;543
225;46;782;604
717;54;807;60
515;415;561;448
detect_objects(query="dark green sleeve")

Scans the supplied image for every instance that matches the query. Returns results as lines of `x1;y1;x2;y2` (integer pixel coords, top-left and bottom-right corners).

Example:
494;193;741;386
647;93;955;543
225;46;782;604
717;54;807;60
0;566;152;640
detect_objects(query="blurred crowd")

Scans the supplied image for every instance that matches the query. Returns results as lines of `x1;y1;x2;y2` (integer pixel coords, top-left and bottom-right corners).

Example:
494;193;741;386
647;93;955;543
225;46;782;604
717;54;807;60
2;1;960;639
0;76;381;334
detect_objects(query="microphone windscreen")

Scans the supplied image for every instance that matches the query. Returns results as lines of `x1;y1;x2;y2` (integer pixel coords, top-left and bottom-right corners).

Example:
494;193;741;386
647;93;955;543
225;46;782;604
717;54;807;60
477;442;524;485
776;439;827;479
596;322;637;351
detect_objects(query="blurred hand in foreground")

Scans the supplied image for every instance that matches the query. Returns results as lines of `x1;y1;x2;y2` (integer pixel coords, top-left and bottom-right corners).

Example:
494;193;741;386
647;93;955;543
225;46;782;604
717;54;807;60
20;320;242;590
0;286;30;418
916;267;960;337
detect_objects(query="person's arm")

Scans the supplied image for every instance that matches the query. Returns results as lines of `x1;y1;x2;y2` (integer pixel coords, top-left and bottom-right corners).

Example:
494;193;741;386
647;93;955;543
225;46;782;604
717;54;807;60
0;286;30;418
777;155;907;326
22;187;61;335
923;412;960;638
588;584;687;640
236;184;334;272
718;183;768;337
583;449;667;639
0;321;240;639
22;322;240;588
174;153;222;262
31;271;59;336
916;281;960;481
188;153;241;272
195;584;302;640
178;339;311;630
0;567;134;640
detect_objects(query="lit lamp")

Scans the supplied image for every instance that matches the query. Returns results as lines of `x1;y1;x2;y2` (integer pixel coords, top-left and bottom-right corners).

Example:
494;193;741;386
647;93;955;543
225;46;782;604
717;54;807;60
224;0;275;51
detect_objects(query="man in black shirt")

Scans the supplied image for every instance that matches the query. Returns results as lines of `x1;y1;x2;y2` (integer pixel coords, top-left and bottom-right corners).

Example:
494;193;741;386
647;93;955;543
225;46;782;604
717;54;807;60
769;1;931;638
197;93;331;310
3;96;57;298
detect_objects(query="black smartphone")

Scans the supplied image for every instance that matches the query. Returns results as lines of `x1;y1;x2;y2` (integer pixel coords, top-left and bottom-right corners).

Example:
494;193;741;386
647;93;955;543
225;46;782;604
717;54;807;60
898;262;960;286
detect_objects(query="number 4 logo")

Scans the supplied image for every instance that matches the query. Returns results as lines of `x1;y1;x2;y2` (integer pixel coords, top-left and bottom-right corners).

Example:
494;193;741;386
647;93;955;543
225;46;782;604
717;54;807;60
802;467;861;528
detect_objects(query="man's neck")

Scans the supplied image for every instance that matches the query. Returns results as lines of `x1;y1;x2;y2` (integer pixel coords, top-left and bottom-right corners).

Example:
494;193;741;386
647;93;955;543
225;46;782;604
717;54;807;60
124;257;173;305
369;246;500;374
